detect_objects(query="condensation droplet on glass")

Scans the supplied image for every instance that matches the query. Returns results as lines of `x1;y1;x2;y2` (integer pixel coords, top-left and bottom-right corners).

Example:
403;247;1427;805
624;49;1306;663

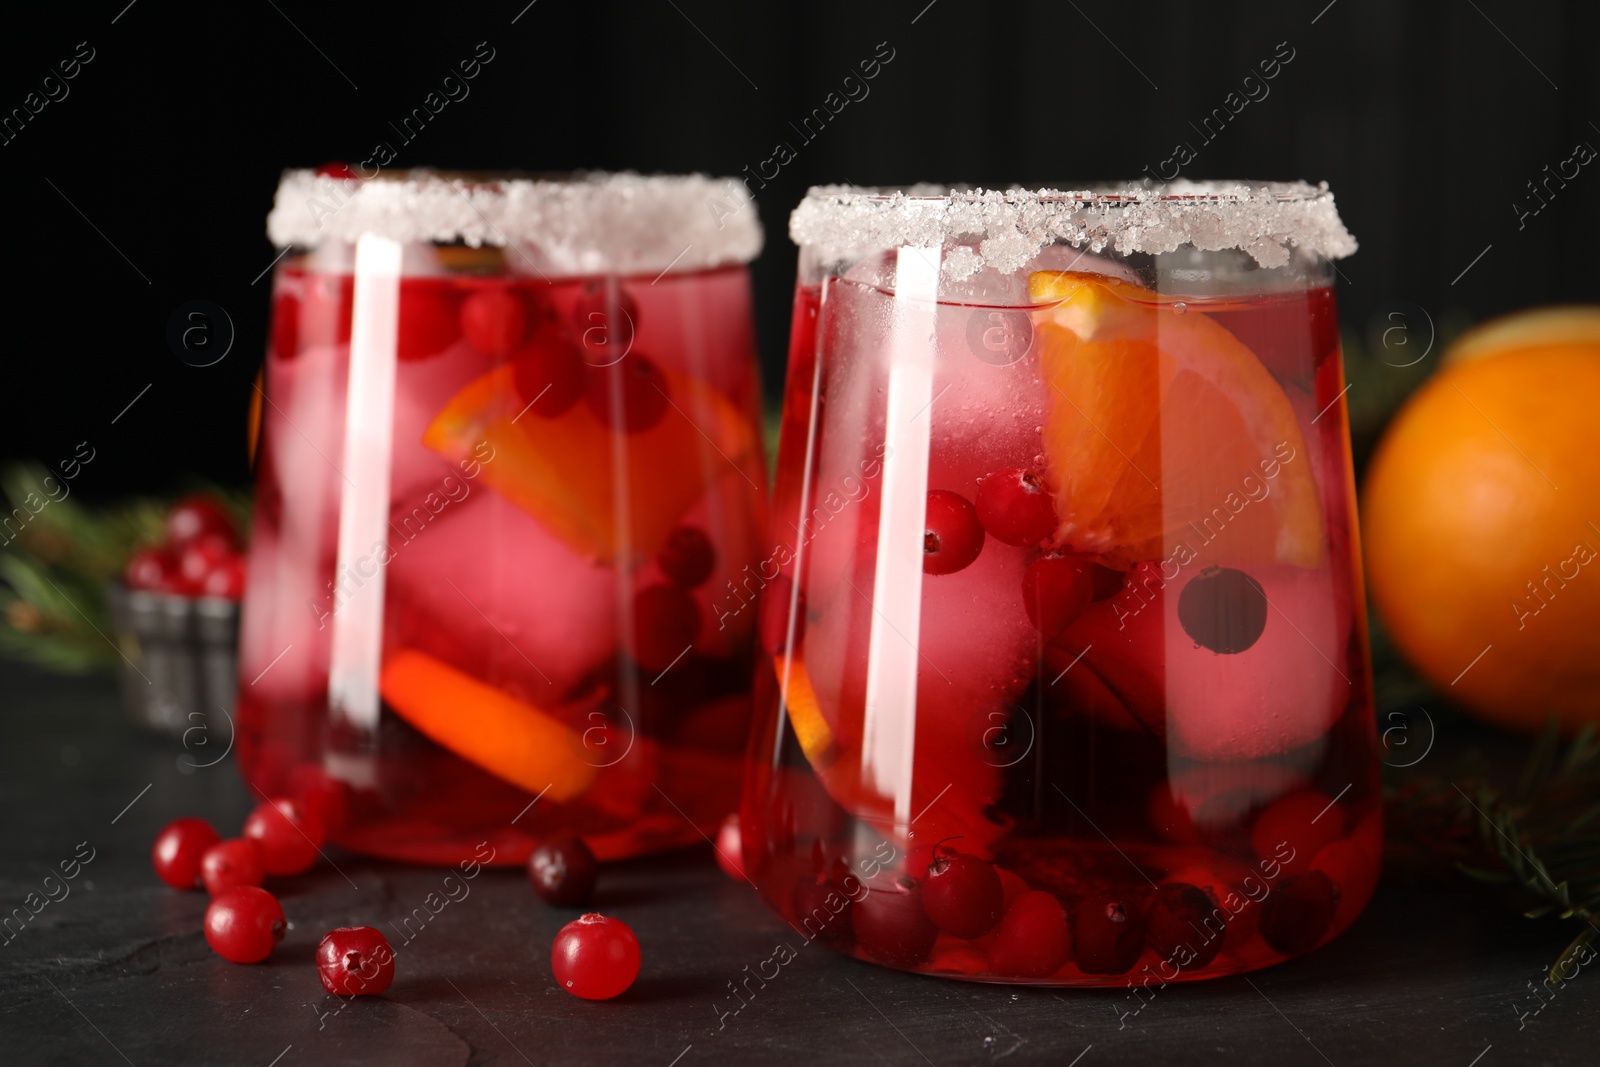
1173;302;1188;315
1033;454;1046;468
1010;993;1021;1001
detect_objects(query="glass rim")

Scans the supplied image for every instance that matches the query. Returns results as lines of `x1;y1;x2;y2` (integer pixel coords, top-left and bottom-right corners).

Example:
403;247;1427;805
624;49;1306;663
266;168;763;276
790;179;1357;277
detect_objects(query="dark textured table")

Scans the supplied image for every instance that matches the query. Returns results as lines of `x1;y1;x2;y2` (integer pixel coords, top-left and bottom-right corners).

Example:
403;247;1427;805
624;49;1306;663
2;660;1593;1066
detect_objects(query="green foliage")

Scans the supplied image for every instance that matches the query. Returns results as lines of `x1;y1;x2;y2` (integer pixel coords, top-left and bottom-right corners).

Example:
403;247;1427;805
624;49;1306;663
1388;720;1600;982
0;464;247;674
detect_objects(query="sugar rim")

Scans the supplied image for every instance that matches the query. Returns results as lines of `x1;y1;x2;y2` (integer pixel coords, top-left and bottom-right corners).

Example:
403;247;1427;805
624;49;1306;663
789;180;1357;277
266;169;763;276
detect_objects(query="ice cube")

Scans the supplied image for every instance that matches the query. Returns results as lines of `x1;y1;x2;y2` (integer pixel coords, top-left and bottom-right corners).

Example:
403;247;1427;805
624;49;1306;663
382;488;619;703
389;338;497;505
802;528;1036;854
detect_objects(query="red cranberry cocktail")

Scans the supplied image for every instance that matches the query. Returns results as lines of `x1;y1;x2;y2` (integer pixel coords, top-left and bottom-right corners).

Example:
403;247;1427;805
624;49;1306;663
238;171;766;865
743;183;1380;983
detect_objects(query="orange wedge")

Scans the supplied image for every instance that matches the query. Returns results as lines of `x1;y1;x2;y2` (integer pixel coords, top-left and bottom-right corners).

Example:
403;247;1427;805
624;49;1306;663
379;648;597;801
771;654;836;767
424;363;758;563
1028;271;1324;568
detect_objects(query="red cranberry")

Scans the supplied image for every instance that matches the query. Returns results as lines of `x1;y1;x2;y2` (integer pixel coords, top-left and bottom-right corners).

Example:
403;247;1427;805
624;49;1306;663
204;886;286;964
317;926;395;995
759;575;804;655
165;494;237;548
1021;555;1094;637
200;839;265;896
511;330;586;419
921;848;1003;939
1145;882;1224;969
1251;792;1346;878
124;547;177;593
1073;893;1146;975
551;913;641;1000
177;532;239;588
572;281;639;365
200;556;247;600
586;356;669;433
996;868;1030;912
922;490;985;575
270;292;301;361
287;764;350;838
1178;567;1268;654
975;469;1057;547
854;875;939;967
792;872;856;948
151;817;220;889
242;797;325;876
1259;871;1339;954
629;584;700;673
460;287;529;356
314;162;357;180
714;814;744;881
396;285;459;363
528;836;598;906
658;526;716;588
988;890;1071;978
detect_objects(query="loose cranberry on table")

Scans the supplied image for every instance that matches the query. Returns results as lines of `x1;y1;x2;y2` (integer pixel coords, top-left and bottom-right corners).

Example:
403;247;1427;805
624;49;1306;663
657;526;716;589
551;913;641;1000
287;764;351;838
151;817;220;889
585;356;669;433
920;846;1003;939
528;836;598;907
200;838;265;896
243;797;325;876
204;886;286;964
988;890;1071;978
714;813;744;881
922;490;985;575
975;468;1057;547
317;926;395;996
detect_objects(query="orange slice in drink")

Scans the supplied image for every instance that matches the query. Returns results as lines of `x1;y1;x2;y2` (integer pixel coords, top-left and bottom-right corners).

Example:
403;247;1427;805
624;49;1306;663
379;649;597;801
424;363;758;563
1028;271;1324;568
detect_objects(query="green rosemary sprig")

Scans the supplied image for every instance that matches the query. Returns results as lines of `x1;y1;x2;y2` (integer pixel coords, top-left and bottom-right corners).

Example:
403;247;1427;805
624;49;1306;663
0;463;247;673
1387;720;1600;983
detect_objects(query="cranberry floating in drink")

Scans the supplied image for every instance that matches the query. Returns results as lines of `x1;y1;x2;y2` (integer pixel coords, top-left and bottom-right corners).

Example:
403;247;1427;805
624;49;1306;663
742;182;1379;984
238;170;766;865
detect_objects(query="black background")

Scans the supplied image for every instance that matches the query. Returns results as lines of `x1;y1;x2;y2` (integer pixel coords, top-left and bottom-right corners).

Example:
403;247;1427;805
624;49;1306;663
3;0;1596;495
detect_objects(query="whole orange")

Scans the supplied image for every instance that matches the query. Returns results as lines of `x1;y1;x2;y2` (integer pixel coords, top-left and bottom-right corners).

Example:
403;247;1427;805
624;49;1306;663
1362;310;1600;732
